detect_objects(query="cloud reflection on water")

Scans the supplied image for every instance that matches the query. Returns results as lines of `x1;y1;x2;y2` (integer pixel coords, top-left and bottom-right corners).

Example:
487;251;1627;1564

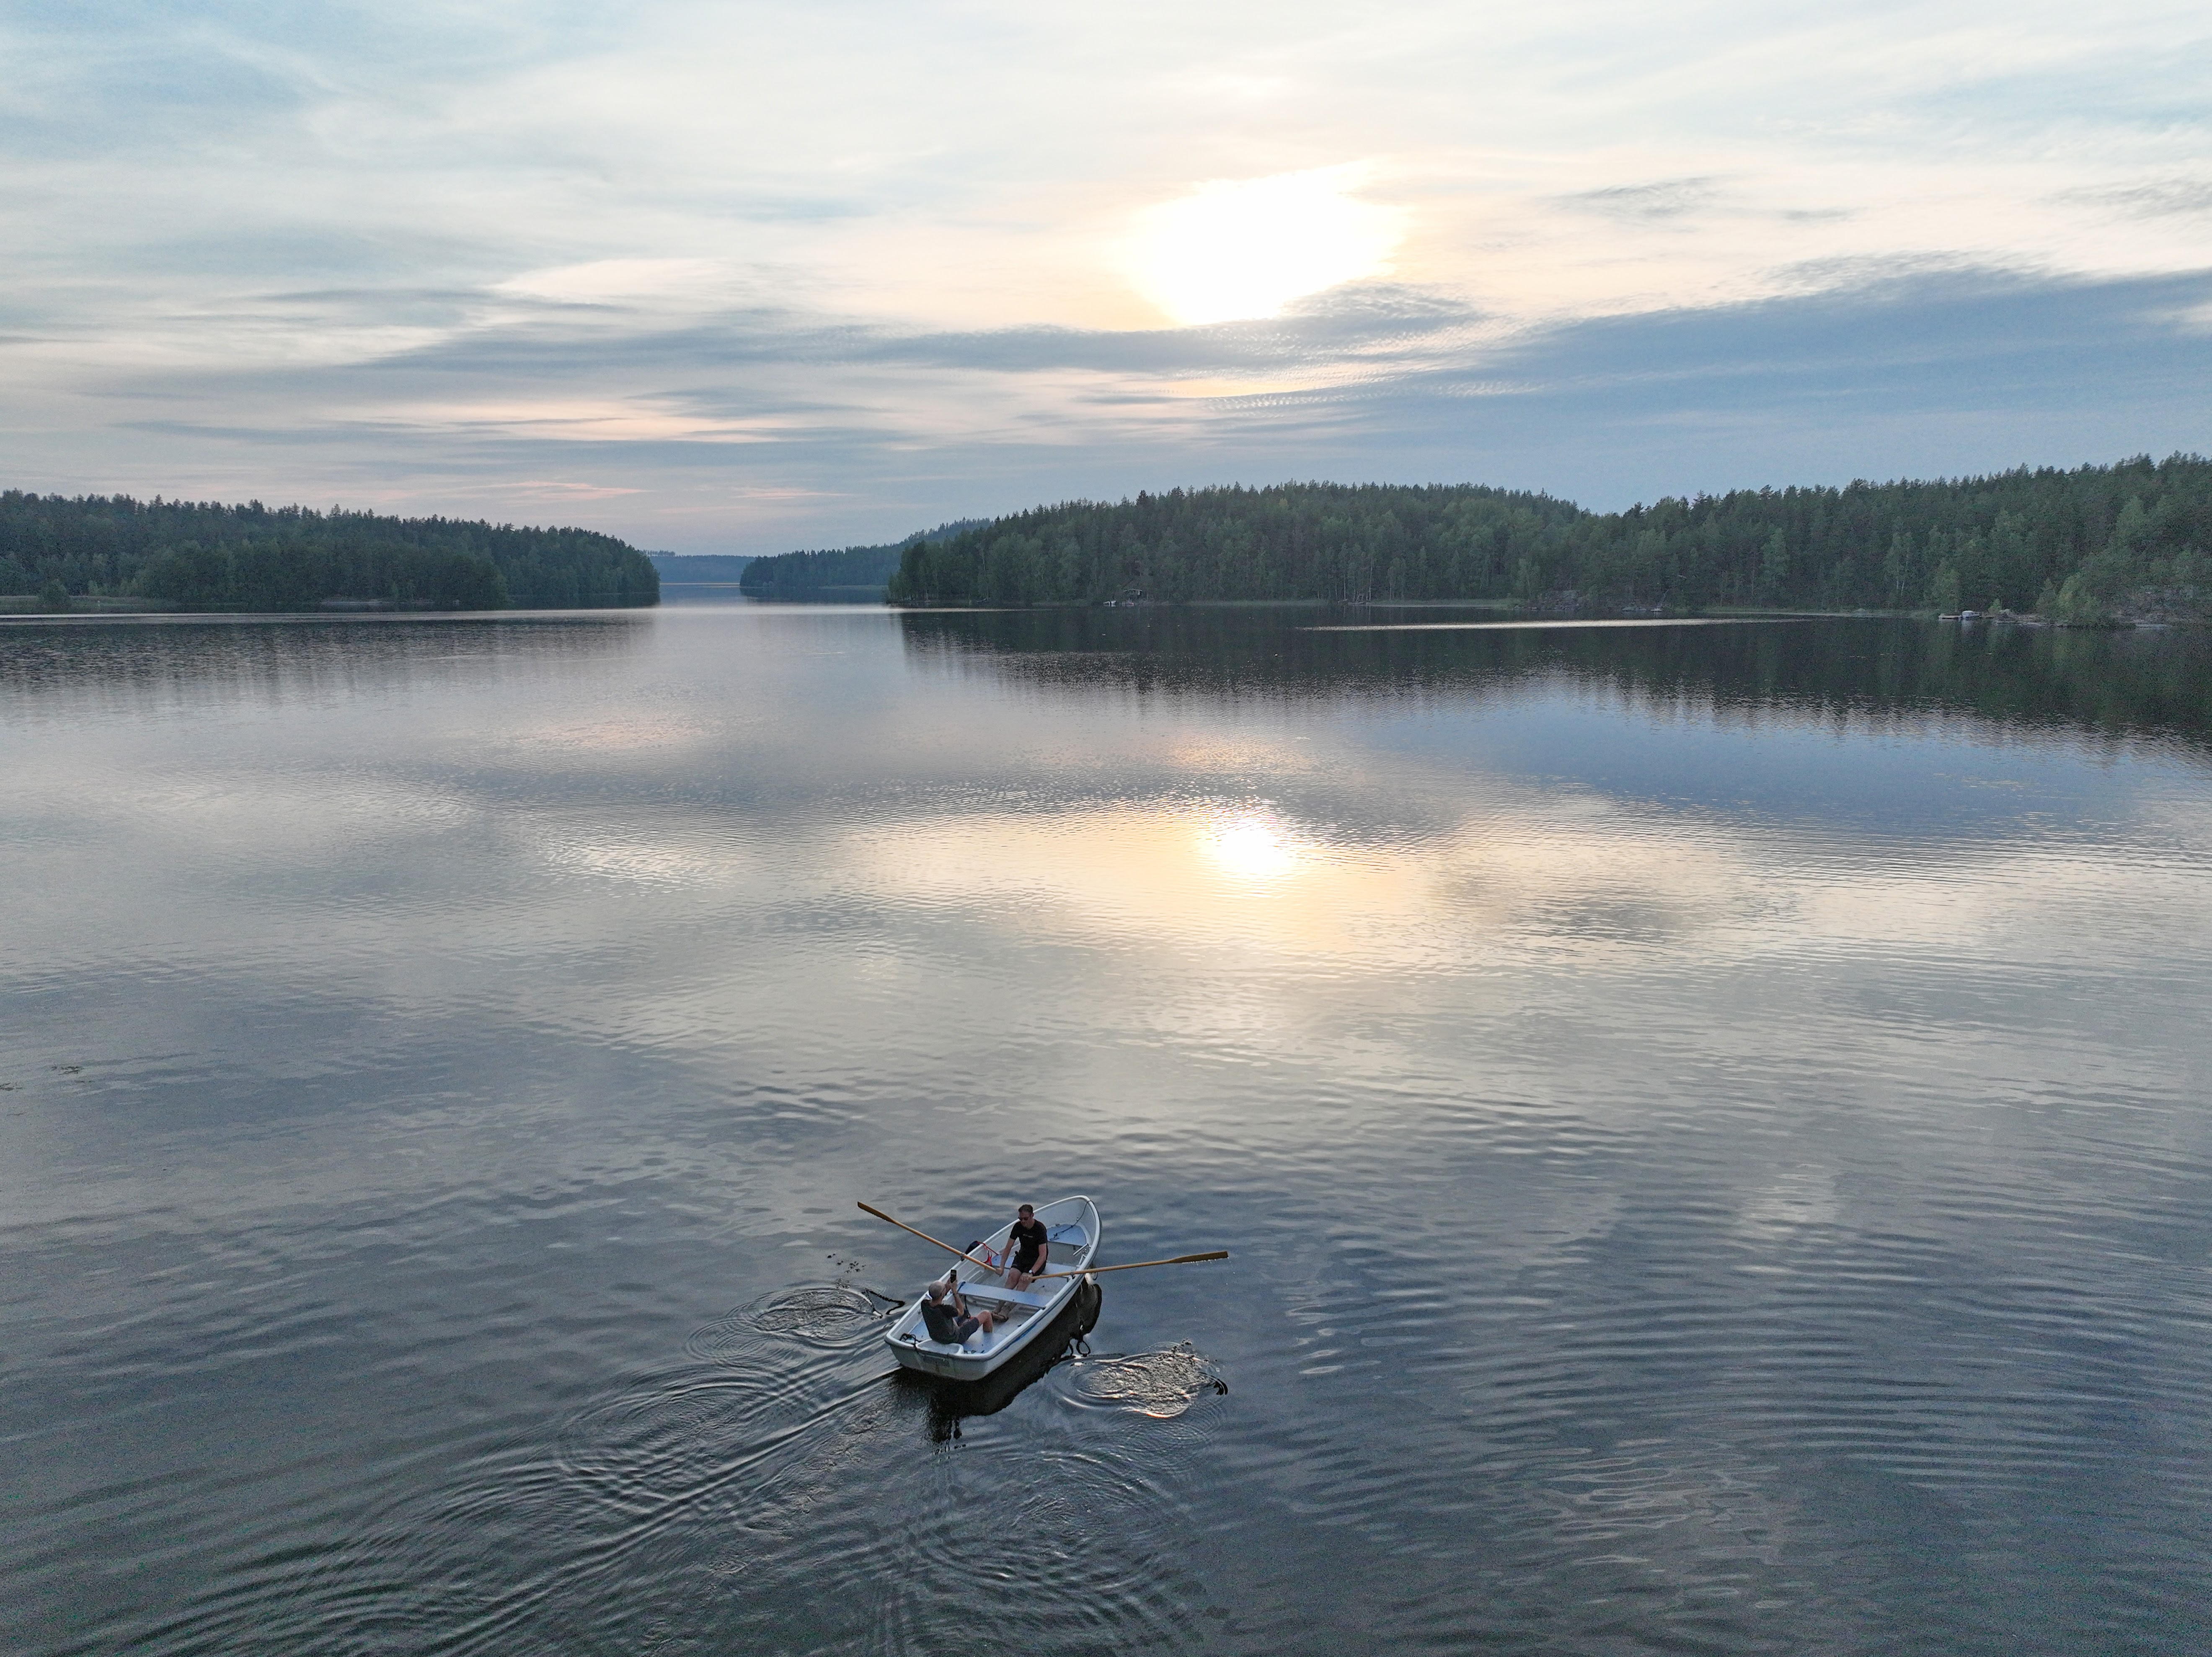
6;608;2212;1655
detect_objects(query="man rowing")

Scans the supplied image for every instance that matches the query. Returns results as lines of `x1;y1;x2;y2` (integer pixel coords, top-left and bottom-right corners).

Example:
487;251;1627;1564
1002;1203;1051;1290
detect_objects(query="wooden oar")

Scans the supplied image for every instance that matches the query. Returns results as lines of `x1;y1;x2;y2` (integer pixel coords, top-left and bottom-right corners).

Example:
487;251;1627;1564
1036;1250;1228;1278
859;1203;1226;1283
856;1201;997;1273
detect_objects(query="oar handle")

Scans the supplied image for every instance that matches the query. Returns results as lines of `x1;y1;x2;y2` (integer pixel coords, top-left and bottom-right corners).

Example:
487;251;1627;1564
1036;1250;1229;1278
860;1204;1226;1284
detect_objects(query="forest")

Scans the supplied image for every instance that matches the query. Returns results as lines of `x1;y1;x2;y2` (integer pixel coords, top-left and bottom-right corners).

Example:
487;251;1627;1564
741;519;987;599
885;457;2212;623
0;493;659;610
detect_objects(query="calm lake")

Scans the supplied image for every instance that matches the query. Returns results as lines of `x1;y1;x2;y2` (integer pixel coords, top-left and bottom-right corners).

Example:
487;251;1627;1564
5;606;2211;1656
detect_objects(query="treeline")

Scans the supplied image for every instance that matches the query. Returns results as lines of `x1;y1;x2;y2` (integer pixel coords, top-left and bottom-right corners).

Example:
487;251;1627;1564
742;519;986;599
0;493;659;610
886;457;2212;622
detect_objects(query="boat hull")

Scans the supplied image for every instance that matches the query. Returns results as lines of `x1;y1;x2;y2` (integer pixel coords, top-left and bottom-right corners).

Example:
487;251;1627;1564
890;1319;1070;1380
902;1281;1104;1435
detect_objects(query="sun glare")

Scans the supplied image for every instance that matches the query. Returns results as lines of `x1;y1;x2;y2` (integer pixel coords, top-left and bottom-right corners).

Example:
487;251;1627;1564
1129;167;1406;327
1204;814;1300;881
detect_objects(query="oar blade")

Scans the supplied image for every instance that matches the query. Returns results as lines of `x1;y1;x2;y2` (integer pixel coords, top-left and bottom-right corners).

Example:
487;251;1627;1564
855;1201;978;1266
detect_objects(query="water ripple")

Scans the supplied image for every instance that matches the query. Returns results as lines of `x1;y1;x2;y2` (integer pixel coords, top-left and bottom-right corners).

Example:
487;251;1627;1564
11;612;2212;1656
690;1283;884;1353
1064;1343;1231;1419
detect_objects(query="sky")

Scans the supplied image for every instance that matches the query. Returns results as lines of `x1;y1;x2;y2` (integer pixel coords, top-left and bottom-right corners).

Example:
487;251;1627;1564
3;0;2209;552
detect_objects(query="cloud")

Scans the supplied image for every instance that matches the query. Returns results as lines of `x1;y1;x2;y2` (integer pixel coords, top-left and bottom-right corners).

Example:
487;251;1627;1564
1555;179;1724;222
493;260;748;308
2060;179;2212;220
31;263;2204;548
4;0;2211;546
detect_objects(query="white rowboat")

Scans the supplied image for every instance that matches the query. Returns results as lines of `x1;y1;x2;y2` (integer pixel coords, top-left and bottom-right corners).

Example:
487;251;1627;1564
884;1194;1100;1380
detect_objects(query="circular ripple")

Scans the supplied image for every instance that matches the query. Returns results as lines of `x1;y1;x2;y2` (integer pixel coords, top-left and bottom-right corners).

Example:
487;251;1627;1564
687;1284;883;1360
1065;1343;1229;1419
564;1284;891;1512
556;1376;776;1506
874;1438;1212;1655
749;1283;880;1339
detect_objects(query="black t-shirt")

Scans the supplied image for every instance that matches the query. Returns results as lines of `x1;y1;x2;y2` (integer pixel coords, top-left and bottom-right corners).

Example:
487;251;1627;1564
921;1297;965;1342
1009;1218;1049;1272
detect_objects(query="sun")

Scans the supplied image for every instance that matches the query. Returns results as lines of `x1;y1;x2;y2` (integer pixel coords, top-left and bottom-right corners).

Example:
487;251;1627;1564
1128;166;1407;327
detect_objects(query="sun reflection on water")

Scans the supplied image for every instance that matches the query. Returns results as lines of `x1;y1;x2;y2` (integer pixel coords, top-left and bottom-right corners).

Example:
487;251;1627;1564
1202;813;1300;881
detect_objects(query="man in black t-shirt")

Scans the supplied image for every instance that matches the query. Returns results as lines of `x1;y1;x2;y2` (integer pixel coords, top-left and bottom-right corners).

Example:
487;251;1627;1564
1004;1203;1050;1290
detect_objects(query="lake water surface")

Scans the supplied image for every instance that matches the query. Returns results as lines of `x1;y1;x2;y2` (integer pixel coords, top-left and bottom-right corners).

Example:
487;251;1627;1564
5;607;2211;1655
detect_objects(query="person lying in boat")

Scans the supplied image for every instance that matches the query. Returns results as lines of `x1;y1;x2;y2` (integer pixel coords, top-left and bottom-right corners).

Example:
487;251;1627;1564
919;1277;995;1346
1002;1203;1051;1290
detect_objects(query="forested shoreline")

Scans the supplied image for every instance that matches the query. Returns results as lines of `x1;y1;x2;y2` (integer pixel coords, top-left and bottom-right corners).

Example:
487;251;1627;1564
0;493;659;611
887;457;2212;624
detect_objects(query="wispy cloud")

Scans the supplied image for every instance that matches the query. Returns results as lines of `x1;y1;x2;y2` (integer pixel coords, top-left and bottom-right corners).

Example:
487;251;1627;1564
1555;179;1725;222
2059;178;2212;219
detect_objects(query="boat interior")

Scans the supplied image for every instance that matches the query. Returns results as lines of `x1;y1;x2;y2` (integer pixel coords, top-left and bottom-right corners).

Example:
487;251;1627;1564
897;1200;1096;1355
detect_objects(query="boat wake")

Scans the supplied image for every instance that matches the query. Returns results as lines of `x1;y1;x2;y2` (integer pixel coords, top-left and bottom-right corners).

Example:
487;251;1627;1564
1063;1341;1231;1420
189;1278;1225;1657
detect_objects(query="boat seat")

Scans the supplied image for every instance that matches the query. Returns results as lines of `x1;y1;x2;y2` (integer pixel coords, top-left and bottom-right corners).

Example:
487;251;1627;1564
957;1282;1054;1309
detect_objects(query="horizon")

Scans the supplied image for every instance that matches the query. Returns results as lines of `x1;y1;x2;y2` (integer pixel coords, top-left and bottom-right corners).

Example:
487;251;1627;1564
21;451;2211;559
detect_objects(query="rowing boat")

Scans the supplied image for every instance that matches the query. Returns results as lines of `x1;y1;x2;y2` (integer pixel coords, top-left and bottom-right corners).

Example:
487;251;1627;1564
884;1194;1100;1380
